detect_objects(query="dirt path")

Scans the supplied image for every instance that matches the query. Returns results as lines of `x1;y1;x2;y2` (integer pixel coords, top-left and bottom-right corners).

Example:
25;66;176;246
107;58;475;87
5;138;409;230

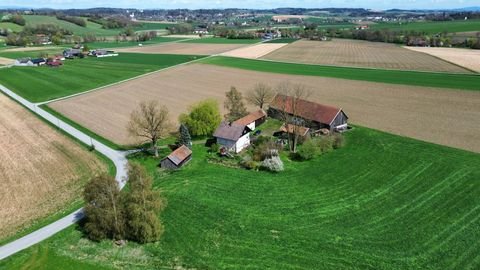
0;57;14;65
49;64;480;153
262;39;471;73
404;46;480;73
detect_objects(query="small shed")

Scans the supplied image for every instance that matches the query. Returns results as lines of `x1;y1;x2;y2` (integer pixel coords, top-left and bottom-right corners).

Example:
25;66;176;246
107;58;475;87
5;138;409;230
160;145;192;170
233;109;267;131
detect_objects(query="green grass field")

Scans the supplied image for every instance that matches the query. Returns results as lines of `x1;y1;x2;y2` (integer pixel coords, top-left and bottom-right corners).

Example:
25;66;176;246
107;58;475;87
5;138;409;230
181;37;261;44
200;56;480;91
0;53;204;102
370;19;480;34
264;38;300;43
1;126;479;269
0;22;23;32
133;22;176;32
84;37;187;49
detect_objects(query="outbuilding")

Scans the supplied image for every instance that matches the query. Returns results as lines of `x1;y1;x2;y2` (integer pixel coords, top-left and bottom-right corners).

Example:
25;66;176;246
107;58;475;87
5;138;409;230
160;145;192;170
233;109;267;131
213;122;252;153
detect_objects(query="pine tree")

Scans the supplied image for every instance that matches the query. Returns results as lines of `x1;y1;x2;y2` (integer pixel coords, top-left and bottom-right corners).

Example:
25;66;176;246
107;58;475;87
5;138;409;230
178;124;192;149
124;164;165;243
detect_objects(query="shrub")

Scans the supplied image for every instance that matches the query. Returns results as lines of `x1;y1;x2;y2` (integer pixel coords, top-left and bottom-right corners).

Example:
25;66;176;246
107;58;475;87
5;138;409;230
332;134;345;149
297;139;319;160
253;140;282;161
261;156;284;172
241;156;259;170
210;143;220;153
318;136;334;154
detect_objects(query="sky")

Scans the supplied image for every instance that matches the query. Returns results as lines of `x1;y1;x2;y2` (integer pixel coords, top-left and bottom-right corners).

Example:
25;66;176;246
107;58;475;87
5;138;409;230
1;0;479;10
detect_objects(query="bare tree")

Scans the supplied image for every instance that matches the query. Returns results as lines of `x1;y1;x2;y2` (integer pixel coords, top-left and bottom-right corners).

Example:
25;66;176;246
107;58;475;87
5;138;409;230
276;82;311;153
127;101;171;157
245;82;275;109
224;86;248;122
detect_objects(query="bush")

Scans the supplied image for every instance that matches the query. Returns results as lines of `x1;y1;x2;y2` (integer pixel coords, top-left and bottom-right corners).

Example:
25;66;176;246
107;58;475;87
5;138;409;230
252;140;282;162
210;143;220;153
261;156;284;172
332;134;345;149
56;14;87;27
297;139;319;160
318;136;334;154
241;156;259;170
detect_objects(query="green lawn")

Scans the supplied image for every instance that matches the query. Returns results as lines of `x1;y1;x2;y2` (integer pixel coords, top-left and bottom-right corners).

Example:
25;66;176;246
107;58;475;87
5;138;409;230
0;53;204;102
84;37;187;49
200;56;480;91
181;37;261;44
0;22;23;32
133;22;177;32
23;15;121;37
1;126;479;269
370;19;480;34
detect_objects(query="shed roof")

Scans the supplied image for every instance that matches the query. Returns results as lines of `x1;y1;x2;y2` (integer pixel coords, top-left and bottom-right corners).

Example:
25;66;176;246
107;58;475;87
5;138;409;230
270;94;346;125
163;145;192;166
279;124;310;137
233;109;267;127
213;122;250;141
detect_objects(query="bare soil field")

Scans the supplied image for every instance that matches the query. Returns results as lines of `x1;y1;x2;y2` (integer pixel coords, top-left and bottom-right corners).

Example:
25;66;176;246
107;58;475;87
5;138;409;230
0;94;107;241
49;64;480;153
115;43;247;55
405;46;480;73
221;43;289;59
0;57;14;65
272;15;309;21
2;46;58;52
262;39;471;73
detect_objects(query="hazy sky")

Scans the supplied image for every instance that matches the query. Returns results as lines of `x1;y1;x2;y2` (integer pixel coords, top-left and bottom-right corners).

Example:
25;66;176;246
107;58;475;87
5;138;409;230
2;0;479;10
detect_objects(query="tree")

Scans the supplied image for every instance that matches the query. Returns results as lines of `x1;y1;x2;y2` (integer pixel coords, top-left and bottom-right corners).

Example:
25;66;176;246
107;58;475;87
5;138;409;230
178;124;192;149
124;164;165;243
127;101;171;157
246;82;275;109
179;99;222;137
224;86;248;122
276;82;311;153
83;174;125;241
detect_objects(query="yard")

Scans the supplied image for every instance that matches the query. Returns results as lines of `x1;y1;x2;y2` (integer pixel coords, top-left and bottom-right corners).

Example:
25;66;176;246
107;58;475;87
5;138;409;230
0;94;110;244
262;39;472;73
47;63;480;153
0;53;204;102
2;126;480;269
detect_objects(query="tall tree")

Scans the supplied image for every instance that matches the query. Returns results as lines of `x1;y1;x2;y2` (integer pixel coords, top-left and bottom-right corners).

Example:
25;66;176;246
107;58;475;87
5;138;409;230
224;86;248;122
83;174;125;241
276;82;311;153
178;123;192;149
127;101;171;157
179;99;222;137
246;82;275;109
124;164;165;243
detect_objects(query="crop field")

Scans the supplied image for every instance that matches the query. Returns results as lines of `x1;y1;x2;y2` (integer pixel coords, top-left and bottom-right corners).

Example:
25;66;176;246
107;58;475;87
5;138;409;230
0;53;202;102
2;127;480;269
202;56;480;91
0;56;14;65
0;94;108;242
369;19;480;34
262;39;471;73
48;64;480;152
405;46;480;73
115;42;248;55
221;43;289;59
84;37;186;49
180;37;261;44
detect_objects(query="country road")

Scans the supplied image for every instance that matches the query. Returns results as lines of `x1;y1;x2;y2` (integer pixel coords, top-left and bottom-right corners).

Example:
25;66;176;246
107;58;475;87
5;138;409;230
0;84;129;261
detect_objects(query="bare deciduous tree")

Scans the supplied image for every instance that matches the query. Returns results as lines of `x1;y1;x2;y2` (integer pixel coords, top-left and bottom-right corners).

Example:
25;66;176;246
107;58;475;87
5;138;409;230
224;86;248;122
245;82;275;109
276;82;311;153
127;101;171;157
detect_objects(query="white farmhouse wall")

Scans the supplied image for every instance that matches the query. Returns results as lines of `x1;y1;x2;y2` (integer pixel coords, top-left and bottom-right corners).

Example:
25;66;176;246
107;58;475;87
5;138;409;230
235;133;250;153
246;122;255;131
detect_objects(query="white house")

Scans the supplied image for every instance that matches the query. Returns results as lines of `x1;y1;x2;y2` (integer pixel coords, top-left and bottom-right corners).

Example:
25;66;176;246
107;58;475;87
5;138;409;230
213;122;252;153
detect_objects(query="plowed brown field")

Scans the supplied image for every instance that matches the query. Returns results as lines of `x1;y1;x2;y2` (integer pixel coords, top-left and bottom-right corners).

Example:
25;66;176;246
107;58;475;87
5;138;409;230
262;39;471;73
49;64;480;153
115;43;247;55
0;94;107;241
405;46;480;73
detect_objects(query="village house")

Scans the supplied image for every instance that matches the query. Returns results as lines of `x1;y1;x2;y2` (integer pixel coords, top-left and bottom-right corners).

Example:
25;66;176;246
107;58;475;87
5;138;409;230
213;122;252;153
14;58;32;66
63;48;83;59
160;145;192;170
268;94;348;132
233;109;267;131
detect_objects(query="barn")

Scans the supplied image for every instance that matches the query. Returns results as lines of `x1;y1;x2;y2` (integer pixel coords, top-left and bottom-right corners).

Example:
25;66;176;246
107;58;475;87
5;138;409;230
213;122;252;153
160;145;192;170
268;94;348;132
233;109;267;131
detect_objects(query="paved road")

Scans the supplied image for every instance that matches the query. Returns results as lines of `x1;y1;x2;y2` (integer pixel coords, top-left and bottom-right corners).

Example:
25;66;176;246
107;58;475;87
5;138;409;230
0;84;129;261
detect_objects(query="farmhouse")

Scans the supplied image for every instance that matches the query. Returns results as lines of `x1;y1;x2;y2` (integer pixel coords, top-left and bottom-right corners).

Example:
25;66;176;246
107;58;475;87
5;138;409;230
63;48;83;58
14;58;32;66
213;122;252;153
268;94;348;132
160;145;192;170
89;49;119;58
233;109;267;131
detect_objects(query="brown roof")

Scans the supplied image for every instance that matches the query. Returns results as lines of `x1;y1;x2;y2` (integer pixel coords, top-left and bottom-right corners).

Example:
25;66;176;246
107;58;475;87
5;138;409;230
280;124;310;137
270;94;346;125
233;109;267;126
164;145;192;166
213;122;250;141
